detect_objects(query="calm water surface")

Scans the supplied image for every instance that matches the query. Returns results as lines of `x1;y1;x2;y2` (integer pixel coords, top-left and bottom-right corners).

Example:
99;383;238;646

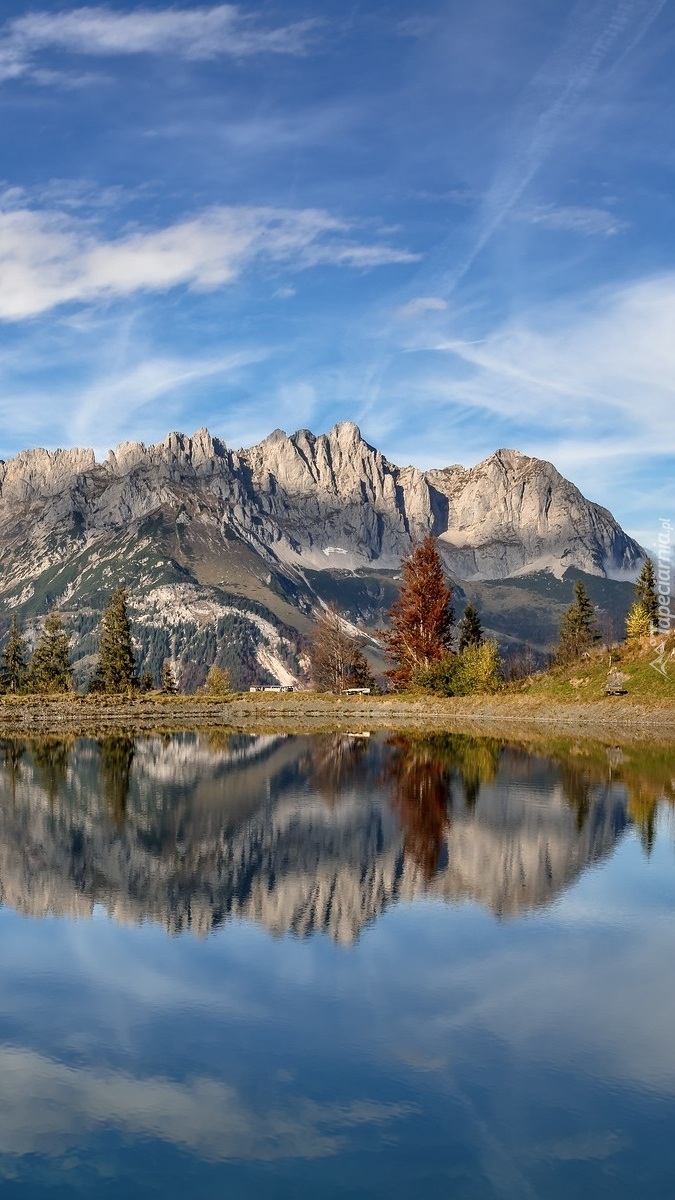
0;730;674;1198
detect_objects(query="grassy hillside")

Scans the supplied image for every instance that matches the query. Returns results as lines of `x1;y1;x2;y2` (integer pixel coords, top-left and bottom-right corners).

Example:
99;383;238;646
511;633;675;704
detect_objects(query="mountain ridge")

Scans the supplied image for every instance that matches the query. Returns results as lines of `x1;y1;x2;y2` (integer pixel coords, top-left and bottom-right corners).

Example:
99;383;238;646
0;421;643;575
0;422;643;687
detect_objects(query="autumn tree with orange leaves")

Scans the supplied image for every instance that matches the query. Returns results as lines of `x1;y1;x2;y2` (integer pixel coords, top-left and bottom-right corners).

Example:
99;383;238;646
377;536;455;687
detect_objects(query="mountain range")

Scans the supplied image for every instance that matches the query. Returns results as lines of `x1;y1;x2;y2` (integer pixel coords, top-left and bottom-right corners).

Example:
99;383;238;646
0;423;643;687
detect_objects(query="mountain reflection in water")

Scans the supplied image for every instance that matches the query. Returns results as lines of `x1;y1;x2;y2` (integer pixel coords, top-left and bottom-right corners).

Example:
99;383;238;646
1;731;670;940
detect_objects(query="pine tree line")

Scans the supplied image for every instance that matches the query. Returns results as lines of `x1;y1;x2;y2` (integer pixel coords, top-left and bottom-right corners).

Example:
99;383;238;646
0;588;140;696
0;611;73;695
0;586;248;697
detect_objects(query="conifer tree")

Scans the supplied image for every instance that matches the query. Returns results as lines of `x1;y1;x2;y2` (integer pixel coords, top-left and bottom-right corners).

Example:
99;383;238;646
458;602;484;651
97;586;137;693
161;659;178;694
348;643;376;690
139;669;155;693
555;579;600;665
376;536;454;687
630;558;659;633
26;611;72;693
0;616;28;693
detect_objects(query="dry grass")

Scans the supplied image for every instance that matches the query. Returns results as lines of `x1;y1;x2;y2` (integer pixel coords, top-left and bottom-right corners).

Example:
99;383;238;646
509;633;675;705
1;672;674;741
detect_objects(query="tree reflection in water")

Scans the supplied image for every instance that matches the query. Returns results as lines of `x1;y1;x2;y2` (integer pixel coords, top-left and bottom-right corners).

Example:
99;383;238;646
0;738;25;798
30;737;72;802
559;759;594;833
99;737;135;824
556;743;675;853
306;733;371;808
386;734;501;880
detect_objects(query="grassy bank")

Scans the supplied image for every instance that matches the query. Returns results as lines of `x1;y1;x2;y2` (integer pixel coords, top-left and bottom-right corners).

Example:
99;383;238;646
0;684;674;741
1;637;673;739
511;633;675;704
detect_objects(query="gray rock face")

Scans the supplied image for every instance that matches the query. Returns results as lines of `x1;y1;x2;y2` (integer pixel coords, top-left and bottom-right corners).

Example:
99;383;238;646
0;423;643;583
429;449;639;579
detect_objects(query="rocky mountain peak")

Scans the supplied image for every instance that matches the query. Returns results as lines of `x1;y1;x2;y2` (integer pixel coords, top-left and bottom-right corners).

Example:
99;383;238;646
0;445;96;503
106;440;148;474
105;427;227;478
331;420;365;444
243;421;385;501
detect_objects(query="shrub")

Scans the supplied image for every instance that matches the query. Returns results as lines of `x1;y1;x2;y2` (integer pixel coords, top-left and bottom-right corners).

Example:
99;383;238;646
413;641;501;696
453;641;501;694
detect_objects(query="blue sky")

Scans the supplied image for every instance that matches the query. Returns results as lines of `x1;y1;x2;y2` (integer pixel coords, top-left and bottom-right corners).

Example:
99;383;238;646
0;0;673;546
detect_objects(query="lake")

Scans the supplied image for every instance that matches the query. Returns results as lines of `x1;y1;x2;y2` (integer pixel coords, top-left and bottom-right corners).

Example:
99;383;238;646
0;730;674;1198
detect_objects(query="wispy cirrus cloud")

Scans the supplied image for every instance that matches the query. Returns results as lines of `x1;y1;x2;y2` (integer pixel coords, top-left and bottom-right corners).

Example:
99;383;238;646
438;273;675;438
67;350;267;451
380;271;675;531
0;334;270;458
514;203;628;237
0;4;318;83
442;0;667;291
0;204;417;321
395;296;448;321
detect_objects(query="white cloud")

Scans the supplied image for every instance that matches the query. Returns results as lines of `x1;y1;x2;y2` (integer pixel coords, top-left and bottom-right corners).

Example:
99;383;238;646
0;204;416;321
433;274;675;449
350;272;675;535
514;203;628;237
0;5;318;82
395;296;448;320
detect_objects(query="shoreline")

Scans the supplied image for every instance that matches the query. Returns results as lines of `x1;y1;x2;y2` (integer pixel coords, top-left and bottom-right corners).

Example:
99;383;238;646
1;692;674;743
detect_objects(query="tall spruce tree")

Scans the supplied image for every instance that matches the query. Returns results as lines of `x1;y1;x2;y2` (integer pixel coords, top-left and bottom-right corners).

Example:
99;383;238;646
631;558;659;631
26;611;72;693
161;659;178;694
98;587;137;693
556;580;601;665
458;602;484;651
376;536;454;687
0;616;28;693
